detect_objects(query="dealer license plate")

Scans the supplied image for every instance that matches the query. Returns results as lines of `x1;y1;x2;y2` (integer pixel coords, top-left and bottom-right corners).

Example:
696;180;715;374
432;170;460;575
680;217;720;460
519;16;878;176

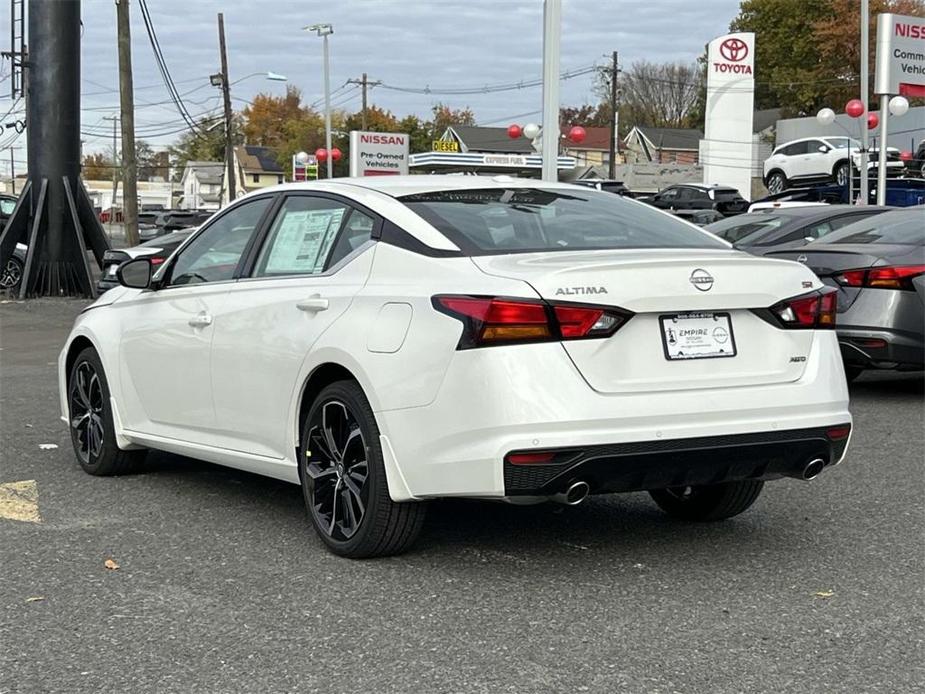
659;312;736;361
107;264;119;277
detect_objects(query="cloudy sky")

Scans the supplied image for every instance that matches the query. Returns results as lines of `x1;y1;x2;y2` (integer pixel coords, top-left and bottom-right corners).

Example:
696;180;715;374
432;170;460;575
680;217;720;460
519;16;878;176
2;0;742;157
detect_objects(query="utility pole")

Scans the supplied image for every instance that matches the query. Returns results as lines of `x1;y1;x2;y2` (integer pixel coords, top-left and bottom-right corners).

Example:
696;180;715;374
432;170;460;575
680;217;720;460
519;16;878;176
217;13;236;202
347;73;382;130
540;0;562;182
116;0;138;245
608;51;619;180
104;115;119;236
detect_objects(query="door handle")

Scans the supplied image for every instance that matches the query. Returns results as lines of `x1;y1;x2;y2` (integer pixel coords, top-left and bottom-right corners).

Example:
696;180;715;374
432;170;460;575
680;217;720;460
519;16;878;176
188;313;213;328
296;297;329;313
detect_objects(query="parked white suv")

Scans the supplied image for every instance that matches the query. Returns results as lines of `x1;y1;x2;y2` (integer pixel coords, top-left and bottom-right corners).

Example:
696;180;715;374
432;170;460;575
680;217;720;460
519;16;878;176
763;136;903;194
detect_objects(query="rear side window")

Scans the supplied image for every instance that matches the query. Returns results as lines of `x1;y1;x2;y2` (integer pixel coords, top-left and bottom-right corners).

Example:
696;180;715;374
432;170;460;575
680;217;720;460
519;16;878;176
399;188;728;254
254;196;350;277
826;210;925;245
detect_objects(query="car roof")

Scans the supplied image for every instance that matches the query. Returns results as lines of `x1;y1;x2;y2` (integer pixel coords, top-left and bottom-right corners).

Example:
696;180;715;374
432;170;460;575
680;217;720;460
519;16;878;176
757;204;891;219
243;175;583;199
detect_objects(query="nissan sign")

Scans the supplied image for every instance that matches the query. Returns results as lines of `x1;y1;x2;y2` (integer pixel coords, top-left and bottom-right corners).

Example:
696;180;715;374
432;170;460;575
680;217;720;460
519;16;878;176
348;130;410;177
875;13;925;96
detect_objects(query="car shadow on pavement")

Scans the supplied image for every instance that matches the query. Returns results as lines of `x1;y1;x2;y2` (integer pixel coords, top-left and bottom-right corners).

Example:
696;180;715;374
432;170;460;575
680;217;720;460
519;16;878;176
849;371;924;397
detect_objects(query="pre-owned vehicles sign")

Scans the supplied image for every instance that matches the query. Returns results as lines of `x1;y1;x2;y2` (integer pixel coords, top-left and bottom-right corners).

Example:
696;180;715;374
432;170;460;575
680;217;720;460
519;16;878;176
349;131;410;177
875;13;925;96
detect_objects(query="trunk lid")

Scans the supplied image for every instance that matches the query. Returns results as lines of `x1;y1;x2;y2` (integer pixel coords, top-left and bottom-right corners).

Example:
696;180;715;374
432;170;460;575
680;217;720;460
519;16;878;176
472;249;822;393
769;244;922;311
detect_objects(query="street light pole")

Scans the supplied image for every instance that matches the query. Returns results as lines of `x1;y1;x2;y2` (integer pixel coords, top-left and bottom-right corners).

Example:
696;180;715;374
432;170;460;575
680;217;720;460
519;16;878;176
306;24;334;179
859;0;869;205
540;0;561;182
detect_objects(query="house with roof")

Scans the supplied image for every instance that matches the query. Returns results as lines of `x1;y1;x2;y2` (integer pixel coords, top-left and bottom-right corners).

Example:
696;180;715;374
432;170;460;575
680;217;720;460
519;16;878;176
409;125;575;175
179;161;224;210
559;125;624;169
623;126;704;164
229;145;285;203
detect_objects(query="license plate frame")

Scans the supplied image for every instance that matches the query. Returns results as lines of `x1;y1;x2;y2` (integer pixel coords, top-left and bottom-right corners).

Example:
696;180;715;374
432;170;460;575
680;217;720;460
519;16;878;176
659;312;737;361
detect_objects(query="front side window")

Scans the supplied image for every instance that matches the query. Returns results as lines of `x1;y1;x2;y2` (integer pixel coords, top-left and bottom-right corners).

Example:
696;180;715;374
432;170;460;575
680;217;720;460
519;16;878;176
254;196;353;277
400;188;728;255
168;197;271;286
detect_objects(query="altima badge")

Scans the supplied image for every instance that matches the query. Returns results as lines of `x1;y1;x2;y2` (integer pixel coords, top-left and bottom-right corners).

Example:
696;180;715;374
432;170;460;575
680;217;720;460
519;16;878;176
689;269;714;292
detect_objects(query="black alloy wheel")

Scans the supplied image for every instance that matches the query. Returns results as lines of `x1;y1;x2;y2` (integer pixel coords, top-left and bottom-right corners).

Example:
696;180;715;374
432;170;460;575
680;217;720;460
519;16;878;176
67;347;146;475
305;399;370;542
0;257;23;291
299;380;426;558
69;360;106;464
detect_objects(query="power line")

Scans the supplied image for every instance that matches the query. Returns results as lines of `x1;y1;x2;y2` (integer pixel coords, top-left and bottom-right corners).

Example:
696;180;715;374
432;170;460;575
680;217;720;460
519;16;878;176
137;0;202;134
376;65;598;95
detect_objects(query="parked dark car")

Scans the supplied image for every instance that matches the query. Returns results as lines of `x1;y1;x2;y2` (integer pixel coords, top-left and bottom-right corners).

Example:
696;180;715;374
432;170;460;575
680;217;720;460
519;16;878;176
97;229;195;294
642;184;749;216
905;140;924;177
768;207;925;380
571;179;631;196
705;205;891;253
670;209;724;226
1;194;25;292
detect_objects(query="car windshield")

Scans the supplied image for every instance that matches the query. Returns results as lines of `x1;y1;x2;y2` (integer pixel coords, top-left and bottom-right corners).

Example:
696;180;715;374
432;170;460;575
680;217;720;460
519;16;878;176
821;209;925;246
706;214;784;244
823;137;861;150
399;188;728;254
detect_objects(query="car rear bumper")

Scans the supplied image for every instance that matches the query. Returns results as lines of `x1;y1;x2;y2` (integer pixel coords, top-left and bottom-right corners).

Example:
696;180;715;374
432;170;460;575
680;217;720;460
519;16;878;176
377;334;851;501
503;425;851;496
838;328;925;370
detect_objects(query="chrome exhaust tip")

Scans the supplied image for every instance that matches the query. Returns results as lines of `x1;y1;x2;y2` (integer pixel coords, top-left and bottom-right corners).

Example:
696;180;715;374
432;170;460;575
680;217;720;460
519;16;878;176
801;458;826;481
551;480;590;506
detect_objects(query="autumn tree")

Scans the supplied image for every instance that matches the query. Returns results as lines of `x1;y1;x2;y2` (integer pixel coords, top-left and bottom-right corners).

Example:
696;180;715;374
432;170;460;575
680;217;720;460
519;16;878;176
398;114;431;153
240;85;327;172
731;0;925;115
81;152;113;181
344;105;399;133
168;116;243;181
430;103;476;137
615;61;703;129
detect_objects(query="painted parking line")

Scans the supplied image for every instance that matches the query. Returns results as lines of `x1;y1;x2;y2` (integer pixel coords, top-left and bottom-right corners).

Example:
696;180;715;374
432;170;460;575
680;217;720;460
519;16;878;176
0;480;41;523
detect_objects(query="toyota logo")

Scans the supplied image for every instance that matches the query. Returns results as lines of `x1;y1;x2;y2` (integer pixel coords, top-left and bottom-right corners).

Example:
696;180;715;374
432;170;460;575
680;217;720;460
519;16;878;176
690;269;714;292
719;37;748;62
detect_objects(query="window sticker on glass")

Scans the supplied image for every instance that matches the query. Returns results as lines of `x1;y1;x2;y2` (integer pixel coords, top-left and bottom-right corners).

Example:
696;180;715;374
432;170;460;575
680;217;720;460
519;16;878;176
263;207;345;275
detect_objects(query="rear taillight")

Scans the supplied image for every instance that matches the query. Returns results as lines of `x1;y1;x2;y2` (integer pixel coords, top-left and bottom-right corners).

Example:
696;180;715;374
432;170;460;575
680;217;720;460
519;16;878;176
433;295;632;349
767;288;837;330
835;265;925;290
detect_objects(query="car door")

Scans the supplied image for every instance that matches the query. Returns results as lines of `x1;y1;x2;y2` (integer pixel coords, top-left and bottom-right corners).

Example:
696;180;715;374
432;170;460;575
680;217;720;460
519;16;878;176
208;193;379;459
798;139;830;178
115;196;274;442
654;187;680;209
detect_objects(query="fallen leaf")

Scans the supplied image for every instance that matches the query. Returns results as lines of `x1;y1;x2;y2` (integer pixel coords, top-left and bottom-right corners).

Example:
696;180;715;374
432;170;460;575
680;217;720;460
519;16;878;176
38;443;58;450
104;559;120;571
813;590;835;598
26;596;45;603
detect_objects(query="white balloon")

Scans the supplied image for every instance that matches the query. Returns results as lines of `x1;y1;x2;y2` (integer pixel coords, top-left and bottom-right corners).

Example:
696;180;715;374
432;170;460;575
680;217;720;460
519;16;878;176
523;123;541;139
816;108;836;126
889;95;910;117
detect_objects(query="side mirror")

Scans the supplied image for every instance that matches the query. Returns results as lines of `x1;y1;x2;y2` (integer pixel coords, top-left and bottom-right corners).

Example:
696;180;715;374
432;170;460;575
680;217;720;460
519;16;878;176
117;258;153;289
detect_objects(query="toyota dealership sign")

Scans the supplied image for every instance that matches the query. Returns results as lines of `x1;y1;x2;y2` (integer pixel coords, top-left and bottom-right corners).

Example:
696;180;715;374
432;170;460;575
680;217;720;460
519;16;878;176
348;131;410;177
875;13;925;96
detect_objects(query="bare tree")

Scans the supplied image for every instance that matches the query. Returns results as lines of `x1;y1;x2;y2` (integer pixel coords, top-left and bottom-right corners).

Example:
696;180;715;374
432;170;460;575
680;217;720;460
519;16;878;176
610;61;703;129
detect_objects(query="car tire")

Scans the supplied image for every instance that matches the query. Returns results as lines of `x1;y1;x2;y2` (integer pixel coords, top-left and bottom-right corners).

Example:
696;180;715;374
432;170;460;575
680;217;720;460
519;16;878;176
834;161;850;187
299;380;426;558
844;365;864;383
67;347;147;476
649;480;764;521
1;256;23;292
765;171;787;194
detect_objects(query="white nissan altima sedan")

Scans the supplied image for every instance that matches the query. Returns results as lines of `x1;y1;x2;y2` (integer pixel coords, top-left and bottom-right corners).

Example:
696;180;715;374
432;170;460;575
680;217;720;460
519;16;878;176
58;176;852;557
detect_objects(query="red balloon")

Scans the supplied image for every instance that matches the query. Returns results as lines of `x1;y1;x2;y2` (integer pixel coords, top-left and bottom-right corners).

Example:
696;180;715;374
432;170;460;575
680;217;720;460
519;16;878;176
315;148;328;162
867;112;879;130
845;99;865;118
900;150;913;161
330;147;343;161
568;125;587;144
507;124;523;139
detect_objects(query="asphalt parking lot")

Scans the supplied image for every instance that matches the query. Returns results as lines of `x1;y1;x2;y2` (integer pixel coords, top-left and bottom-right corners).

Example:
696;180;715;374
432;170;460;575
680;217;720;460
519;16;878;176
1;299;922;694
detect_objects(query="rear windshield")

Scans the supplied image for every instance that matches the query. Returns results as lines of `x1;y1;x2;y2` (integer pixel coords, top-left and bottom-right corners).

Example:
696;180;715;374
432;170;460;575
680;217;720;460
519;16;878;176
706;214;783;243
824;210;925;246
399;188;728;254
